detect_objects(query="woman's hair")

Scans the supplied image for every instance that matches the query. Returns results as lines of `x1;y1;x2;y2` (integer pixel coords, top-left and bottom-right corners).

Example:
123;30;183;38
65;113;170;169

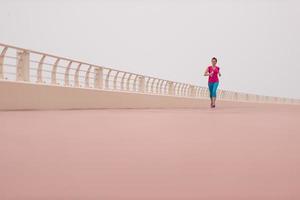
211;57;217;62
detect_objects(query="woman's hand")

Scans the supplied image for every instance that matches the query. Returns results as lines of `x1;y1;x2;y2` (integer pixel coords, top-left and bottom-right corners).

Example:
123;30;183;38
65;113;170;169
204;67;210;76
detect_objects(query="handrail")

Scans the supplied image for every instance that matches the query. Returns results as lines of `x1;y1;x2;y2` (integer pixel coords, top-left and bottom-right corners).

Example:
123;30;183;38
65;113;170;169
0;42;299;105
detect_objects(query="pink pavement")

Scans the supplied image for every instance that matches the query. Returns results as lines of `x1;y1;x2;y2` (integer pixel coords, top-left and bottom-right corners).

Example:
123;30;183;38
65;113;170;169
1;101;300;200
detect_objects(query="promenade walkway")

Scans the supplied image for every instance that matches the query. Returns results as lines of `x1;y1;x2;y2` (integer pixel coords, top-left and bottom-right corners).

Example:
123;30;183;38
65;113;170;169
1;101;300;200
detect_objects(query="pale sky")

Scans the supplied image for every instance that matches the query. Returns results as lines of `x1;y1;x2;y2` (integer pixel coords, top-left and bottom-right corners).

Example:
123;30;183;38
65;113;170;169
1;0;299;99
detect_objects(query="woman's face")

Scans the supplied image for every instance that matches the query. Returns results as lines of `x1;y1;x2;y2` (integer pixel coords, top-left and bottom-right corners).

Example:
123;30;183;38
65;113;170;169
211;59;217;66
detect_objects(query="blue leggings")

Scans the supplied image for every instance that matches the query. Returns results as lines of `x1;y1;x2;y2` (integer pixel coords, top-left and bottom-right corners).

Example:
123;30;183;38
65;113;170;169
208;82;219;98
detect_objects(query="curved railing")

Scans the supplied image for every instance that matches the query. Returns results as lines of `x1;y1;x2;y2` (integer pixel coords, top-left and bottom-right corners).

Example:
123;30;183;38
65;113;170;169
0;42;299;105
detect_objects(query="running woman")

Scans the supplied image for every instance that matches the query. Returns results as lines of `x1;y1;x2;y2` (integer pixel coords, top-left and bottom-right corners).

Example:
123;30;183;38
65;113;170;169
204;57;221;108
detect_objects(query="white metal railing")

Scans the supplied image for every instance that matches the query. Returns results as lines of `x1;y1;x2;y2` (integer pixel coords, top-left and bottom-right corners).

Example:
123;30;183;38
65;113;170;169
0;42;299;105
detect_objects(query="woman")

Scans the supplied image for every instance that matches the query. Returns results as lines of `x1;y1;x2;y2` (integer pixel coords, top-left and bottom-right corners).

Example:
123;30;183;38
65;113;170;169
204;57;221;108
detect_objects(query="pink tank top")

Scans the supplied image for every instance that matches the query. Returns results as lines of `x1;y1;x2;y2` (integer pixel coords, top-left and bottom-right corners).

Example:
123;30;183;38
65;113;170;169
208;66;220;83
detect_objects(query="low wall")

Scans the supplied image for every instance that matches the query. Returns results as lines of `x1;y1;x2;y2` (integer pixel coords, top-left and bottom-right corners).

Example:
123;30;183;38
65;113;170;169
0;80;211;110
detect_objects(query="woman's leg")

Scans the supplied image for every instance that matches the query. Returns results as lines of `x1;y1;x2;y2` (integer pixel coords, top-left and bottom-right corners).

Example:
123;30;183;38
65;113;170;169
212;82;219;106
208;83;213;106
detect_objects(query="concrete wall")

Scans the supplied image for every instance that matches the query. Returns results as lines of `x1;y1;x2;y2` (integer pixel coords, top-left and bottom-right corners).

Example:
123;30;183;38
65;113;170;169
0;80;210;110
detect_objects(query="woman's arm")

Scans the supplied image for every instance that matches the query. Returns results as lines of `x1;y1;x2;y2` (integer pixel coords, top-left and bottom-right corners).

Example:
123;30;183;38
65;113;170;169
204;67;210;76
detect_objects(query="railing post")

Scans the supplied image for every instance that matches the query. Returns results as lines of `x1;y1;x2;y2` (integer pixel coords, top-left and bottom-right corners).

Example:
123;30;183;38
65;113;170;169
181;84;185;96
106;69;112;89
85;65;92;88
94;67;103;89
186;84;190;96
158;80;164;94
64;61;72;86
194;86;198;97
120;73;127;91
219;90;223;99
0;47;8;80
235;92;238;101
144;77;150;93
200;87;205;97
150;78;156;93
163;80;168;94
190;85;195;97
138;76;145;93
74;63;82;87
16;50;29;82
133;75;139;91
126;74;133;91
156;79;162;94
179;84;184;96
113;71;120;90
173;83;178;96
168;81;174;95
37;55;46;83
51;58;60;85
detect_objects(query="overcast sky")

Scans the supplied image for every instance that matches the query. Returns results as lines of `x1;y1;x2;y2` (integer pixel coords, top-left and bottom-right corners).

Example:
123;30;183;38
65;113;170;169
1;0;299;99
